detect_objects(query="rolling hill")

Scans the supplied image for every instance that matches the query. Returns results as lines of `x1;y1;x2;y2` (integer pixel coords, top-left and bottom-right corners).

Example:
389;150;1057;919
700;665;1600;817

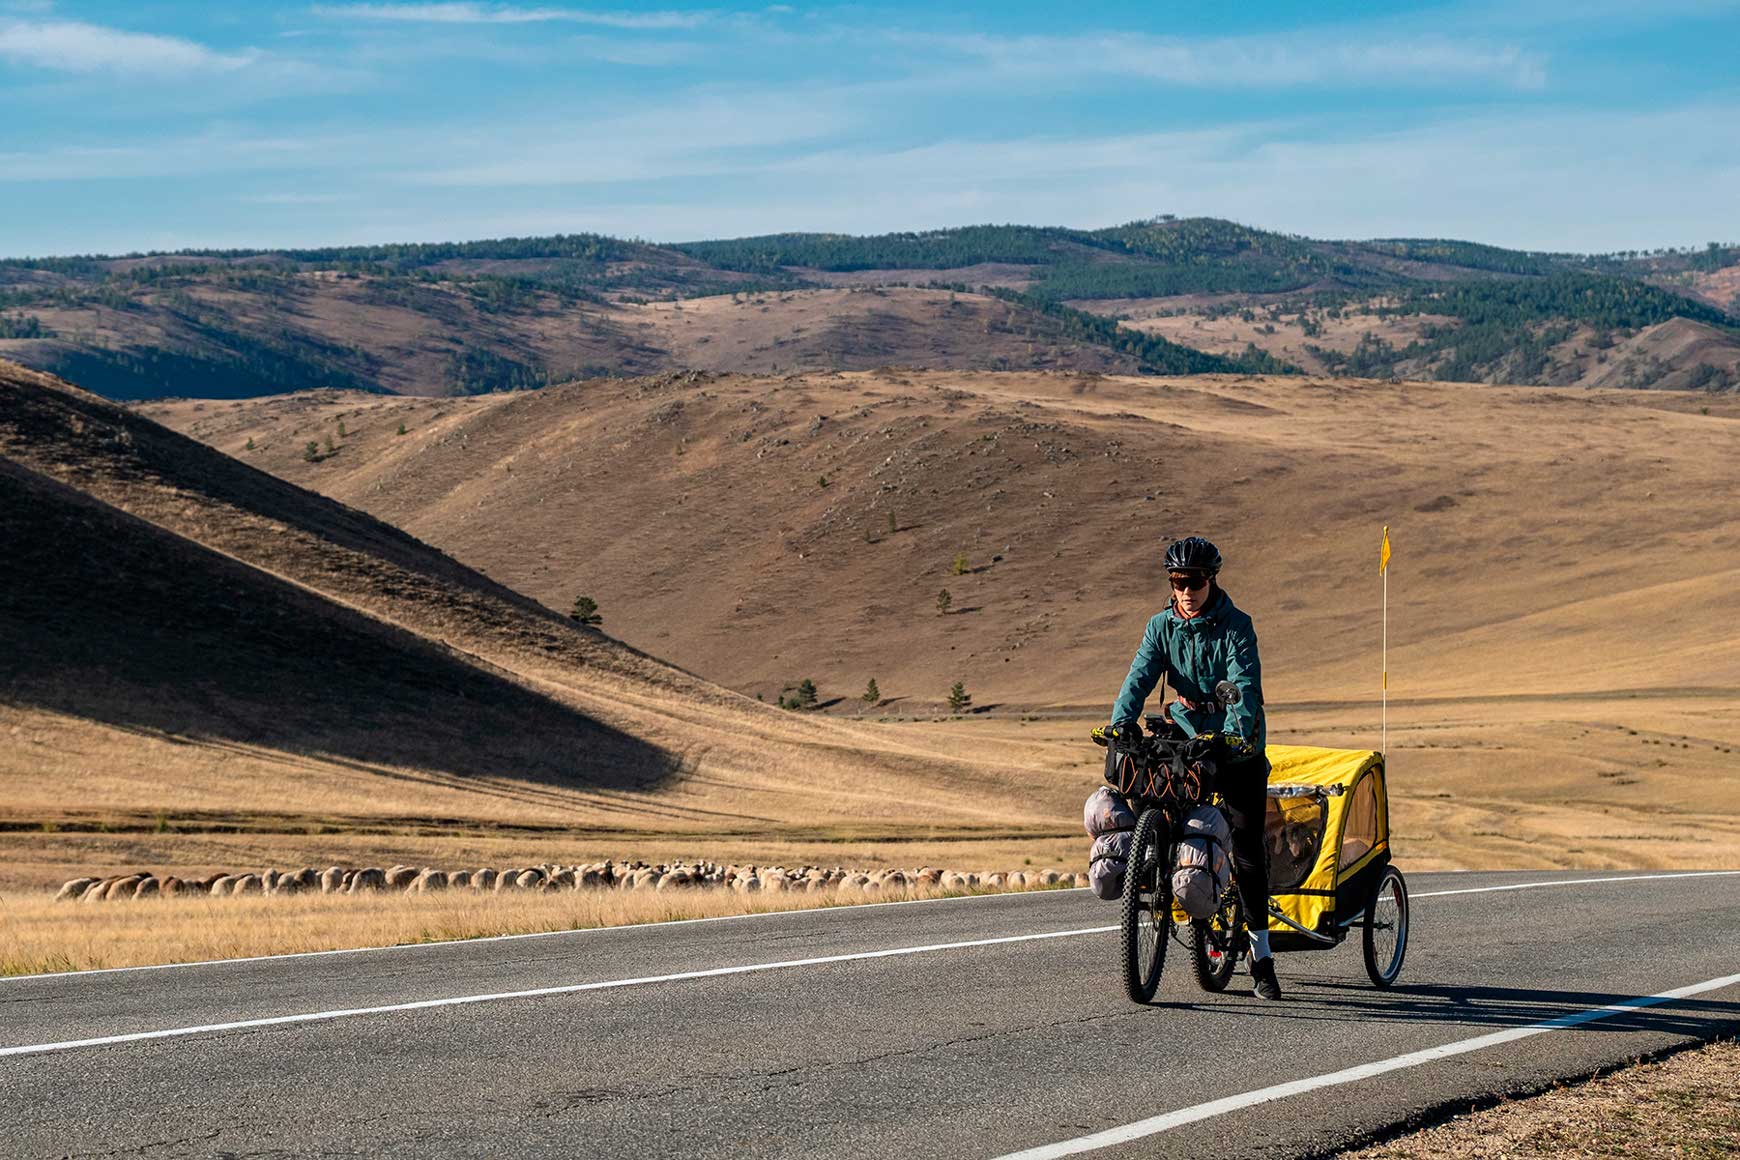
3;218;1734;400
149;368;1740;710
0;360;1084;891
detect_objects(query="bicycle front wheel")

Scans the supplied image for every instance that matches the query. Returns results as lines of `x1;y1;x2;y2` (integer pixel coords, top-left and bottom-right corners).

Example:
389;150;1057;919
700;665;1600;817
1120;808;1170;1003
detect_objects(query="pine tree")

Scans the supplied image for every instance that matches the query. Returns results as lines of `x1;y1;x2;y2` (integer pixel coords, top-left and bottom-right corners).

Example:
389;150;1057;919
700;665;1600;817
337;419;347;437
323;434;335;454
396;423;407;436
303;440;319;462
245;437;255;451
887;511;897;534
862;678;880;705
570;595;602;625
947;681;971;714
795;678;818;709
936;588;952;615
952;552;969;575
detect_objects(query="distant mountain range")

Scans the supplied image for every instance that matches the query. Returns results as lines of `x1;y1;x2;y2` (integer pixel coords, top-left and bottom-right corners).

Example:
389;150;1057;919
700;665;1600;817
1;218;1735;400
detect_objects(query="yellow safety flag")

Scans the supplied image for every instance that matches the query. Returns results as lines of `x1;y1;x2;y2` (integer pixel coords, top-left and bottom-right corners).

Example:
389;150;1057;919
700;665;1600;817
1379;525;1391;575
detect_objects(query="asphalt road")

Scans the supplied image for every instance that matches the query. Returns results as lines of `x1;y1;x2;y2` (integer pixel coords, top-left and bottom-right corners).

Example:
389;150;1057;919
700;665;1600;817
4;870;1739;1158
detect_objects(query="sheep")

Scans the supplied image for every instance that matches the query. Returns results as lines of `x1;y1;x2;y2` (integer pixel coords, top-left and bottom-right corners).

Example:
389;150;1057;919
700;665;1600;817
132;877;161;900
320;867;346;893
385;866;419;891
232;874;264;895
448;870;471;889
208;875;239;897
103;875;146;901
472;868;498;891
410;869;448;894
514;869;546;891
55;877;97;902
347;868;386;894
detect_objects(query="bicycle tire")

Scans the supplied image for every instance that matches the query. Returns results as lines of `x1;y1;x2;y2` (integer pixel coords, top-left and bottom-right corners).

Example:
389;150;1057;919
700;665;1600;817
1362;865;1409;988
1120;807;1169;1003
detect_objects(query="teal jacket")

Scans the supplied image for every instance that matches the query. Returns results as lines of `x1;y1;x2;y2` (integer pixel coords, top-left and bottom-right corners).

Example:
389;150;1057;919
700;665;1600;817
1111;587;1267;761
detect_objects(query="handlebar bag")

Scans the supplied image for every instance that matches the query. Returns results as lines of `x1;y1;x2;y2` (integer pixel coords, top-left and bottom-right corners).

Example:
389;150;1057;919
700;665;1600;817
1172;804;1232;919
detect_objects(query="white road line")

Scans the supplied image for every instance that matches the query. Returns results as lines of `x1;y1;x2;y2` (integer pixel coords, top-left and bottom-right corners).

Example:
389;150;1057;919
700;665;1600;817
1411;870;1740;899
996;969;1740;1160
0;925;1119;1059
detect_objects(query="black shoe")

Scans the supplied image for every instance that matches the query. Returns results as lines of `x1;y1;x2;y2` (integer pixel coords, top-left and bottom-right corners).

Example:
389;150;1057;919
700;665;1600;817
1250;956;1282;1001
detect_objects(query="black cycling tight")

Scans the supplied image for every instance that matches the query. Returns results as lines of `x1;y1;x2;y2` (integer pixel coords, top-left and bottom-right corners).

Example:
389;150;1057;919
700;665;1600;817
1216;756;1271;925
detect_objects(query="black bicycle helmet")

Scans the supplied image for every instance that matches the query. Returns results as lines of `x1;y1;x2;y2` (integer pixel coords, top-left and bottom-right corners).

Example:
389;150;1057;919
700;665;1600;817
1164;535;1222;575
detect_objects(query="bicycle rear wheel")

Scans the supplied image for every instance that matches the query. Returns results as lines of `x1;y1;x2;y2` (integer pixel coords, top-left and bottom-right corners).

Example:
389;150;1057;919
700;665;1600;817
1120;808;1169;1003
1190;890;1243;993
1363;865;1409;988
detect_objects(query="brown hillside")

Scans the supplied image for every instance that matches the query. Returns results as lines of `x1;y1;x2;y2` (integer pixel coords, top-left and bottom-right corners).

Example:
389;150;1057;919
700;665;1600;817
149;370;1740;713
1;361;1085;889
0;280;1145;399
1568;318;1740;391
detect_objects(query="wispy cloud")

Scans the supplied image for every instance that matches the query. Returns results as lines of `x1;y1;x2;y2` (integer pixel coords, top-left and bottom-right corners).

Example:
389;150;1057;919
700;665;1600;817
0;19;256;74
312;3;708;30
906;30;1547;91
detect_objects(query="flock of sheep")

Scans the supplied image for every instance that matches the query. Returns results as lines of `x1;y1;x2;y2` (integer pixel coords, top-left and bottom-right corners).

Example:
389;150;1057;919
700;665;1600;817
56;861;1087;901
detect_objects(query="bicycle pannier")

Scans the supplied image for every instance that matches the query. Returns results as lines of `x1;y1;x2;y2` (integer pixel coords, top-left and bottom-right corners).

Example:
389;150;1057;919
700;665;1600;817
1088;830;1133;900
1171;804;1232;919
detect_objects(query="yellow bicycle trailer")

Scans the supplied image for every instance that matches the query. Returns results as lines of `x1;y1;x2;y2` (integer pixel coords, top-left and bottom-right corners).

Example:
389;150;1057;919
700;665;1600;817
1263;744;1408;979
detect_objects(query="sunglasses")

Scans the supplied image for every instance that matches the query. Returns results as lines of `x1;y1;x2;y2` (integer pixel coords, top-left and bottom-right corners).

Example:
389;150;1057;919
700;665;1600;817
1168;573;1210;591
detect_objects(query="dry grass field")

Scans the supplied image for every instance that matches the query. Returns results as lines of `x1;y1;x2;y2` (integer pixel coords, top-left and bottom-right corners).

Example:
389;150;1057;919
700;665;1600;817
0;879;1055;978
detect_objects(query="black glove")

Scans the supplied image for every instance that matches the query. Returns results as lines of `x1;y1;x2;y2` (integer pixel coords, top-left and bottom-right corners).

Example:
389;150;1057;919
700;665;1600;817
1181;732;1218;763
1090;720;1142;748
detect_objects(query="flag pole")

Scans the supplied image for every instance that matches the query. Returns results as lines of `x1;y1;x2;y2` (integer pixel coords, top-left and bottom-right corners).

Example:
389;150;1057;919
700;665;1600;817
1380;526;1390;756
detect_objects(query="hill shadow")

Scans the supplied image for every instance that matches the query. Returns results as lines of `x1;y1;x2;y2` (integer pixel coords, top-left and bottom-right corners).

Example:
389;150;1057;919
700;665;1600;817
0;460;676;792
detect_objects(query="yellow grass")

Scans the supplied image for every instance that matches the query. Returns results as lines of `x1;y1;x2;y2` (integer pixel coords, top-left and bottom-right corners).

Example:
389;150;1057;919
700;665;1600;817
0;881;1059;977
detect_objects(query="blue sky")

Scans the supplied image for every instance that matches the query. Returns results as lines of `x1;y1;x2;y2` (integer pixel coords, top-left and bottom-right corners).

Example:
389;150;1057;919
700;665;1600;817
2;0;1736;257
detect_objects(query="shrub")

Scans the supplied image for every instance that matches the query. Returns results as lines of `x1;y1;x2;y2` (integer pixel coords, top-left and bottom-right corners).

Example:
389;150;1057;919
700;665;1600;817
245;437;255;451
303;440;319;462
396;422;407;435
936;588;952;615
887;511;897;534
570;595;602;625
952;552;969;575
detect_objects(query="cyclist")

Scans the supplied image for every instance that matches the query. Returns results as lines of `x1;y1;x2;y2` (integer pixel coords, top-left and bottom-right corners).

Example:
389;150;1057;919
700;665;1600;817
1104;535;1281;1001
